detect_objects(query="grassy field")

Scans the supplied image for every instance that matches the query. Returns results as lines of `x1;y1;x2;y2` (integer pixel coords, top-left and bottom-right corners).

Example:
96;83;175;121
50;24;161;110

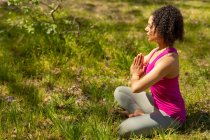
0;0;209;139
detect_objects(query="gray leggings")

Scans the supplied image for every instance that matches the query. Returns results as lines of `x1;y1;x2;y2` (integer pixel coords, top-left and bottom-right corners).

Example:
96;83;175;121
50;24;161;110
114;86;180;137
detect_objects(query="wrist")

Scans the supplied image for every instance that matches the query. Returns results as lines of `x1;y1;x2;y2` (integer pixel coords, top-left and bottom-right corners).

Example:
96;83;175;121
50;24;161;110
131;74;139;80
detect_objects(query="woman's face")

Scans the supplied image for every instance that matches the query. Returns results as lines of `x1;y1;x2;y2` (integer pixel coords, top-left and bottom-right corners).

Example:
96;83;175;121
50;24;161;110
145;16;160;42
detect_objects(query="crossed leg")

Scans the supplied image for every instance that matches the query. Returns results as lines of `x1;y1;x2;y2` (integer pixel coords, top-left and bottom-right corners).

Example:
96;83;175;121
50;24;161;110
114;86;179;137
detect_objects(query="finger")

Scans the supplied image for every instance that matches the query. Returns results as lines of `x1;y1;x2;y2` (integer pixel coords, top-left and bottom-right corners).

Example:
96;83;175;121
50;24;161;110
134;57;138;65
137;53;144;66
140;56;144;68
137;54;142;65
138;53;142;57
138;53;142;59
141;55;144;64
143;66;146;72
135;53;142;65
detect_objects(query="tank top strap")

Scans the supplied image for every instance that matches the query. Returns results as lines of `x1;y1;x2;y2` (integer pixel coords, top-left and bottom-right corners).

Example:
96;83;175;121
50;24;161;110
148;48;158;63
152;47;178;64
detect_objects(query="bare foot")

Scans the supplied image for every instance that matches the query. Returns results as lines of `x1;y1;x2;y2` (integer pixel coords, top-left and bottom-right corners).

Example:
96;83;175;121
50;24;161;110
118;110;130;117
129;109;144;118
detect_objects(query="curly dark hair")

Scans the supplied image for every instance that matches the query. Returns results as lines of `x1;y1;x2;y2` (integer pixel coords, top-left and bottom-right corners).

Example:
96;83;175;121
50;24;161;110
152;5;184;46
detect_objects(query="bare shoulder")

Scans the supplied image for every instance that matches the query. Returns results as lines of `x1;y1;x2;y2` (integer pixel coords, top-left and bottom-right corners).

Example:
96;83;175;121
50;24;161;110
166;52;179;62
155;52;179;78
156;52;179;68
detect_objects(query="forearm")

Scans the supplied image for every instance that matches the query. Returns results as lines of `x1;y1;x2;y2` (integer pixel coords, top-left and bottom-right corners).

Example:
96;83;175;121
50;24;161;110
130;70;145;81
130;75;141;93
130;74;149;93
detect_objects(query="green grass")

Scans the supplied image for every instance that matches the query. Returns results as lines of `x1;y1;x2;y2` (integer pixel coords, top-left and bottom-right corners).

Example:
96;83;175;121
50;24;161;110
0;0;209;139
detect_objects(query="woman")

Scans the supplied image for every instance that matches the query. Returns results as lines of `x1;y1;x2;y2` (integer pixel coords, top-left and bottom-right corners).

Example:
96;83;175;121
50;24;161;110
114;5;186;137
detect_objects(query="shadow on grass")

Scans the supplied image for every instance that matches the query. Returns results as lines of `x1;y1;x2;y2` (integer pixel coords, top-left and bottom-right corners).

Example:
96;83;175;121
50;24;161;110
178;104;210;134
106;0;169;5
9;83;41;106
174;1;210;10
107;0;210;8
0;21;42;107
0;66;41;107
0;4;106;108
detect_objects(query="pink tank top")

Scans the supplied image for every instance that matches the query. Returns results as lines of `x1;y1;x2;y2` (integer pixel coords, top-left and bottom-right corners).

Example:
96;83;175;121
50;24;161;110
145;47;186;124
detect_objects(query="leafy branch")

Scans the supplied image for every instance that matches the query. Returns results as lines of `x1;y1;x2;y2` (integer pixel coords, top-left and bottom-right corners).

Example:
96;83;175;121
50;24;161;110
39;0;62;22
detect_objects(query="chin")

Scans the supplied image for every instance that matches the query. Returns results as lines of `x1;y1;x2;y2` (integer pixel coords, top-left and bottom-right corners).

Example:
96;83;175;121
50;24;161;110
148;37;155;42
148;38;153;42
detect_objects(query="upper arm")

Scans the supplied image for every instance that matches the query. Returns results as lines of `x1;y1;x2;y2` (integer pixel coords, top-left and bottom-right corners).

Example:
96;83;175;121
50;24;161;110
131;54;177;93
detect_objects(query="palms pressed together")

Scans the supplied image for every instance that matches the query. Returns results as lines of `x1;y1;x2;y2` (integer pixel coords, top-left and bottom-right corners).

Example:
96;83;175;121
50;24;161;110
130;53;146;78
128;53;146;117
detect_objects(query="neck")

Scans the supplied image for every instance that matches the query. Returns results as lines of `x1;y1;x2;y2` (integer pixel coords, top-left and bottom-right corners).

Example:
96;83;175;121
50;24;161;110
157;41;171;51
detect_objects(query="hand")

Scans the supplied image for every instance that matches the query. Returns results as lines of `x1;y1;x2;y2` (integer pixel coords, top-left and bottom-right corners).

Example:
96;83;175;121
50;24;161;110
130;53;144;78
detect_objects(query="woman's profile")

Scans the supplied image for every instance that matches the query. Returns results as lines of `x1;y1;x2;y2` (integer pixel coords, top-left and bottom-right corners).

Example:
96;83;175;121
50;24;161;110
114;5;186;137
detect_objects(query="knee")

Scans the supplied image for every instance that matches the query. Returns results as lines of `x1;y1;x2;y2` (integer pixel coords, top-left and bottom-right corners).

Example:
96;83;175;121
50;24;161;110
114;86;124;93
118;125;151;138
118;125;131;137
118;118;134;136
118;118;153;137
118;123;137;138
114;86;125;98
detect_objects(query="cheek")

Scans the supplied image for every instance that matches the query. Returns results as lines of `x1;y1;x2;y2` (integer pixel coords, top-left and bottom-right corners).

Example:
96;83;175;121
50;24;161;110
149;31;155;38
148;32;157;41
148;29;154;35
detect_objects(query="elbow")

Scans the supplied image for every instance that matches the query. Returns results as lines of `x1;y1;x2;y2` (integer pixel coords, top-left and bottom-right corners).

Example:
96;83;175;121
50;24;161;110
131;89;138;93
131;84;142;93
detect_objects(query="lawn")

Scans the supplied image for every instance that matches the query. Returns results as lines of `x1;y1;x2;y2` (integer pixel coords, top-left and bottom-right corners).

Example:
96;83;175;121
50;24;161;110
0;0;209;139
